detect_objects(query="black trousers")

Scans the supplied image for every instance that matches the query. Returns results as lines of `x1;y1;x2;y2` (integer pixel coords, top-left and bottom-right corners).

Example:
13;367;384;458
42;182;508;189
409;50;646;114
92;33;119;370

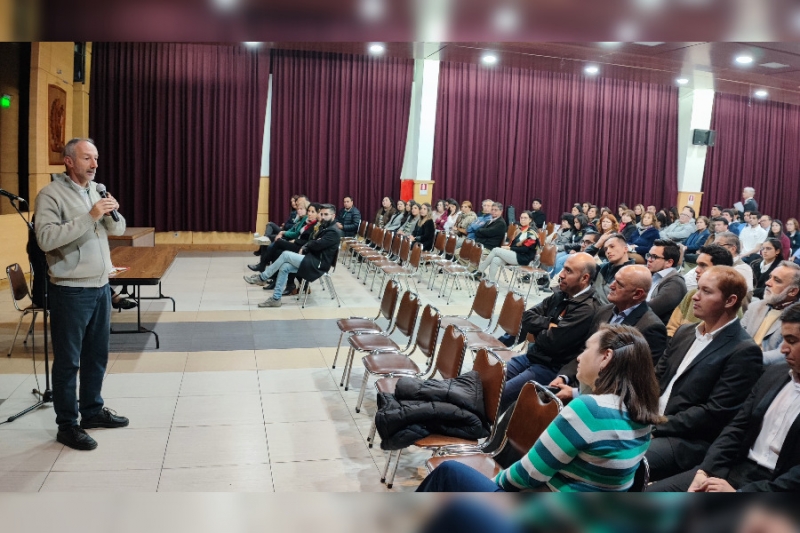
648;459;774;492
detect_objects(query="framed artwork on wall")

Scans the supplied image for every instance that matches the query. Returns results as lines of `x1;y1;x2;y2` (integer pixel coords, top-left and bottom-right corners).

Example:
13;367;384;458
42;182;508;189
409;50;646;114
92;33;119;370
48;84;67;165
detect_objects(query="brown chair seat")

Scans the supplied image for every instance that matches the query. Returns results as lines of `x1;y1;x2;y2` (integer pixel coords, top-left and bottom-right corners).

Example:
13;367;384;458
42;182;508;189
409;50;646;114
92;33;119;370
440;316;483;332
336;318;384;333
414;435;479;448
375;376;402;394
491;348;520;363
464;331;507;350
362;352;420;375
349;334;401;352
442;263;468;274
425;455;502;479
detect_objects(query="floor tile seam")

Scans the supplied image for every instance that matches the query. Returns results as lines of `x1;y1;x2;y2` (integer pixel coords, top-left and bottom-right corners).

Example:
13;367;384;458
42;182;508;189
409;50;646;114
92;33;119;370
155;372;184;492
254;366;275;491
159;461;271;471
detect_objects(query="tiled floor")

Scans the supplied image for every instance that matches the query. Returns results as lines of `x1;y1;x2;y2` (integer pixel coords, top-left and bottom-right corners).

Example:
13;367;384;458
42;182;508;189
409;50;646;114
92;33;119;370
0;249;546;492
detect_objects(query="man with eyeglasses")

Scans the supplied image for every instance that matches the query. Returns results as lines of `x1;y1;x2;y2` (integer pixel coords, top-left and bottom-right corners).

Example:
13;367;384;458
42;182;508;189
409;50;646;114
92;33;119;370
684;232;754;294
660;206;697;244
646;239;688;324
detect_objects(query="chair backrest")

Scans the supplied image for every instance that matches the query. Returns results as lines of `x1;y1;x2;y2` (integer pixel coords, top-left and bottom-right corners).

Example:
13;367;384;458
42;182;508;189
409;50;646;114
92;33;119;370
473;349;506;427
538;243;557;268
389;233;403;257
468;243;483;269
6;263;31;303
396;237;412;264
394;290;422;339
357;220;369;239
443;234;458;255
506;223;518;244
504;381;561;457
407;242;423;269
459;239;474;260
379;279;401;321
496;291;525;337
433;324;468;380
380;229;393;252
471;280;499;321
630;457;650;492
536;228;547;247
432;231;447;254
546;222;555;235
415;304;441;359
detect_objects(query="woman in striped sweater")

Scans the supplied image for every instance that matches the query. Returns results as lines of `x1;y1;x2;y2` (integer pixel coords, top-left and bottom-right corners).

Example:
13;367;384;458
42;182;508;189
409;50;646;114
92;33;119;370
417;324;665;492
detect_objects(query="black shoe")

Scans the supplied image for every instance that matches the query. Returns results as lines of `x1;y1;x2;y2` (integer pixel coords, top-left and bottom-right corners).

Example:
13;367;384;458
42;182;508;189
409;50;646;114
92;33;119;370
247;263;261;272
472;271;484;281
80;407;129;429
282;286;294;297
57;426;98;450
264;279;277;290
253;250;261;256
111;298;137;310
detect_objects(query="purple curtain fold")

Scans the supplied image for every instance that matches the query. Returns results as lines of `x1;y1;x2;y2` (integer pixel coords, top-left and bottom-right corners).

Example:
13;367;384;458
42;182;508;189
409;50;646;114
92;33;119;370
269;50;414;223
89;43;270;232
703;93;800;223
432;62;678;218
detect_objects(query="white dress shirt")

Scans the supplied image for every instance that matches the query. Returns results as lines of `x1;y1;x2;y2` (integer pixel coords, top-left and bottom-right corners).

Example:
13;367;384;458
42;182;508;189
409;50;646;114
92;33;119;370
747;372;800;471
658;318;739;415
739;225;768;255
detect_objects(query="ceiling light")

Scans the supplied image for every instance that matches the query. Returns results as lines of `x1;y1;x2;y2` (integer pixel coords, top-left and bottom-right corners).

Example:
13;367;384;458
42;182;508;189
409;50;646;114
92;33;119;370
676;78;689;85
584;65;599;75
482;54;498;65
754;90;768;98
735;55;754;65
244;42;261;48
368;43;385;54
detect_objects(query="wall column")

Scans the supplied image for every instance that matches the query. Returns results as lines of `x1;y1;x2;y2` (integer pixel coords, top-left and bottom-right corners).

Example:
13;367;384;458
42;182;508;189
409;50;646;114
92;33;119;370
676;71;715;215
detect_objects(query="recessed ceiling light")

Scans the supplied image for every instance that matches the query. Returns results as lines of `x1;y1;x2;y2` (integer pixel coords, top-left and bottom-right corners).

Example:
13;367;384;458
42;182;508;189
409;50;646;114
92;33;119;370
676;78;689;85
584;65;599;75
633;42;665;46
368;43;385;54
482;54;498;65
754;89;768;98
244;42;261;48
735;55;754;65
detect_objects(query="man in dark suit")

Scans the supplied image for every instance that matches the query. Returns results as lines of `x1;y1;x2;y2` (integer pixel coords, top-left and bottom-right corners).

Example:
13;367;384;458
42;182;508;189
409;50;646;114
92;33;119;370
474;202;508;252
244;204;342;307
650;301;800;492
549;264;668;402
646;238;688;324
646;265;764;481
741;186;758;215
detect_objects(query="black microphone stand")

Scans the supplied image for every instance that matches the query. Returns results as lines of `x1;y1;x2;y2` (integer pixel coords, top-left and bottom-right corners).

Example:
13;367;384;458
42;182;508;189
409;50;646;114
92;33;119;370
4;196;53;423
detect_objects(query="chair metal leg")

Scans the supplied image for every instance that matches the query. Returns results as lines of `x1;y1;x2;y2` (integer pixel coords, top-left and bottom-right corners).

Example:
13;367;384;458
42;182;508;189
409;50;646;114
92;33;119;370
386;448;402;488
340;346;354;386
367;419;377;447
327;276;342;307
22;311;37;345
7;313;27;357
332;331;345;369
355;370;370;412
381;450;394;483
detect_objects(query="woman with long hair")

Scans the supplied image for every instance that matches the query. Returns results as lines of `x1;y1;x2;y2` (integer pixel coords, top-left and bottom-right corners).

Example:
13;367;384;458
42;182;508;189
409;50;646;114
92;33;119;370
385;199;407;231
633;204;645;224
432;199;448;231
619;209;638;242
751;238;783;299
588;213;620;259
786;218;800;255
683;216;711;263
629;211;660;256
373;196;397;229
550;213;575;252
476;210;538;281
398;200;419;235
410;203;436;251
417;324;663;492
442;197;460;233
768;219;791;260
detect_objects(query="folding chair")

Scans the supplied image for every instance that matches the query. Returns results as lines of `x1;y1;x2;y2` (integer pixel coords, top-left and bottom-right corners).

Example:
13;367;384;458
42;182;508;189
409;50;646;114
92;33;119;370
439;279;499;333
297;249;343;308
6;263;46;357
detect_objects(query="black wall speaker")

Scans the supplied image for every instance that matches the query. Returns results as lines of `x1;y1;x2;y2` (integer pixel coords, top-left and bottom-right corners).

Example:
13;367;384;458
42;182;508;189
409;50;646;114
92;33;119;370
692;129;716;147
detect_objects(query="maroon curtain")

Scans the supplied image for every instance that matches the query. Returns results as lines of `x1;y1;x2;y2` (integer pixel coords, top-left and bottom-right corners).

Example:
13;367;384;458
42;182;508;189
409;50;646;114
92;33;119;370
432;62;678;219
89;43;270;232
269;50;414;223
703;93;800;223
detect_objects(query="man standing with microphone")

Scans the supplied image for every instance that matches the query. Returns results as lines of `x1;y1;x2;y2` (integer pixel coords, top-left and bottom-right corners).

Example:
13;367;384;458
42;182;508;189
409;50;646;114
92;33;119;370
35;138;128;450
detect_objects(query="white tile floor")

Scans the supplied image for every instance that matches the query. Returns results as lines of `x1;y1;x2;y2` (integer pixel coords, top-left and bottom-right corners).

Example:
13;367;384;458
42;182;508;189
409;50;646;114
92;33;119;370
0;249;546;492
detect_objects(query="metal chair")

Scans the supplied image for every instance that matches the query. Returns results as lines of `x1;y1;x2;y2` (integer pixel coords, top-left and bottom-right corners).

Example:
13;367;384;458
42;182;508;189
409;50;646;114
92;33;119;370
461;290;526;354
296;248;342;308
439;279;499;333
6;263;45;357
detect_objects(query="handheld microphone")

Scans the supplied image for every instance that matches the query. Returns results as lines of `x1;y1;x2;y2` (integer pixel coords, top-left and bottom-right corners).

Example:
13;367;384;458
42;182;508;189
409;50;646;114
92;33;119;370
0;189;26;203
94;183;120;222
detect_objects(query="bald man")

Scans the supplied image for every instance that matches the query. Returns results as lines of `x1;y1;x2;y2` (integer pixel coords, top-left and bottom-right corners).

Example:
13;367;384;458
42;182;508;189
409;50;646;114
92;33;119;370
550;265;668;402
499;253;602;412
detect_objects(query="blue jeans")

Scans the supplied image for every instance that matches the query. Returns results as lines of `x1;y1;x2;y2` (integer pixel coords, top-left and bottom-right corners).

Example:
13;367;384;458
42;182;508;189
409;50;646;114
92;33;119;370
49;283;111;429
550;251;569;277
416;461;505;492
500;354;558;413
259;251;305;301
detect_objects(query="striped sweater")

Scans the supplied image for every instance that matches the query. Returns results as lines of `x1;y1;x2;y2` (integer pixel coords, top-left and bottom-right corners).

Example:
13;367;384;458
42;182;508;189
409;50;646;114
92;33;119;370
494;394;652;492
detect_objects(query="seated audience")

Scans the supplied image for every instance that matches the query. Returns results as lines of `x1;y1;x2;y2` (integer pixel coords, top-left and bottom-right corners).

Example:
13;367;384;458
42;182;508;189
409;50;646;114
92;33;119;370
499;253;601;412
550;213;574;252
740;211;769;264
244;204;342;307
751;238;783;299
628;211;660;256
585;214;619;260
649;301;800;492
373;196;396;229
465;199;494;240
660;206;696;244
666;244;734;336
590;233;634;305
710;204;723;219
476;210;537;281
786;218;800;255
248;202;311;273
645;266;763;481
617;203;628;219
759;214;772;232
742;261;800;365
587;205;600;226
409;203;436;251
570;203;581;217
550;229;597;278
452;201;477;238
335;195;362;238
398;200;419;235
682;216;710;264
416;324;663;492
550;265;668;402
645;239;687;324
384;199;407;231
724;208;744;235
619;209;638;242
530;198;546;230
441;198;459;233
633;204;645;224
768;220;791;260
473;202;507;252
431;199;447;231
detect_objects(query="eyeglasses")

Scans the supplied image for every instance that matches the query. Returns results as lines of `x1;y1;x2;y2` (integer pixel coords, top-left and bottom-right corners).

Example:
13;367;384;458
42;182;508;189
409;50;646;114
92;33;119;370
581;239;595;245
645;253;664;261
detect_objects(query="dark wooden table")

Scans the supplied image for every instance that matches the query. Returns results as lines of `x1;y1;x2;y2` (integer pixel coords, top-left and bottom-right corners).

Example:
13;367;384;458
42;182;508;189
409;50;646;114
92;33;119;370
109;246;178;349
108;227;156;250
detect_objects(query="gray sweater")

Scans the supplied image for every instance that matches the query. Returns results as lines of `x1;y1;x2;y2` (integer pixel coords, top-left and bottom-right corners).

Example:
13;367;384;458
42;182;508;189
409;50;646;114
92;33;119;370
35;173;126;287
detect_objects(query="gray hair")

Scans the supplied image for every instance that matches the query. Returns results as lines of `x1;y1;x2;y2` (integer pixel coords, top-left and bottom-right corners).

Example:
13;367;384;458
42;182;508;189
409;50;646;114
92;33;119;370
743;187;755;195
715;231;741;255
63;138;95;159
779;261;800;288
492;202;504;211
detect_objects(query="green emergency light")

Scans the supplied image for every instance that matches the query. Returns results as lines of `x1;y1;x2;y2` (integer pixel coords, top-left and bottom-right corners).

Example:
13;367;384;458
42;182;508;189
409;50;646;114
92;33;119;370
0;95;10;108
